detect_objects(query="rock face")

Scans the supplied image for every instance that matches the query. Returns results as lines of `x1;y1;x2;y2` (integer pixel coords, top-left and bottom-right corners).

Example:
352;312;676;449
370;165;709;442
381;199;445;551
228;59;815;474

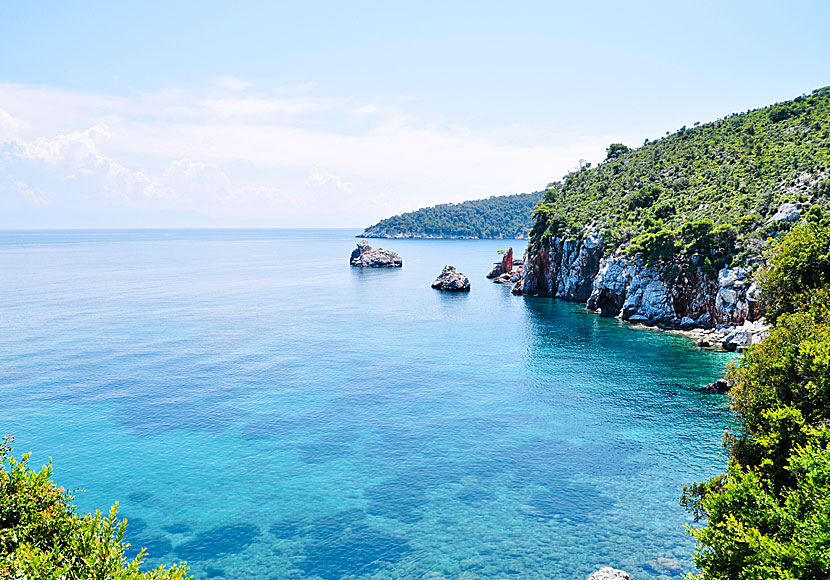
486;247;514;279
587;567;631;580
432;266;471;291
349;241;402;267
767;202;802;224
514;231;767;349
515;231;604;301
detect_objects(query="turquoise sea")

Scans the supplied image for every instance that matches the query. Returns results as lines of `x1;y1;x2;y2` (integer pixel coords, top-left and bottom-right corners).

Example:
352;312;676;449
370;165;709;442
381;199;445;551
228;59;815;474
0;229;734;580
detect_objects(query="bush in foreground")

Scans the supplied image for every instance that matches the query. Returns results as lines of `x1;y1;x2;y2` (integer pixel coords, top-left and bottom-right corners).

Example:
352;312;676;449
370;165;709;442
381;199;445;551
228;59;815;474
0;436;188;579
682;219;830;579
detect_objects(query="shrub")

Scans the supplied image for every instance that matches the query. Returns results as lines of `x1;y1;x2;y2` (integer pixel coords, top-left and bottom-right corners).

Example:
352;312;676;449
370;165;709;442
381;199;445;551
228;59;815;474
0;437;188;579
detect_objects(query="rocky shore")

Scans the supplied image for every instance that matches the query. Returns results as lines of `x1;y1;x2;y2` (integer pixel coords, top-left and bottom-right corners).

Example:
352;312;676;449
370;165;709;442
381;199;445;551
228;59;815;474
512;230;770;351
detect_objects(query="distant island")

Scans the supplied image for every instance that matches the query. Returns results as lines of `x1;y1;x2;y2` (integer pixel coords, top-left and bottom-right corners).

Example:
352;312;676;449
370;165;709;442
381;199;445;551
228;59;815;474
359;191;543;239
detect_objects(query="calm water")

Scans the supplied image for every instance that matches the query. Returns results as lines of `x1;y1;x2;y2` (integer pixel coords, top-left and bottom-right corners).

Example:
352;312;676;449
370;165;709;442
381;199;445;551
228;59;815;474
0;229;733;580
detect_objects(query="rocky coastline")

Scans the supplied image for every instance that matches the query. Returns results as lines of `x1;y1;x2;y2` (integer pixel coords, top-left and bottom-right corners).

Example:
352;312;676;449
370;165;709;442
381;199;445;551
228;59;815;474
512;231;769;351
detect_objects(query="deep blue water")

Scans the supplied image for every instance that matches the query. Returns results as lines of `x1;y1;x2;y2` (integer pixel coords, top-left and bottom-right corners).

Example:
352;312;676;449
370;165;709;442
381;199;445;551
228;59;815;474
0;229;733;579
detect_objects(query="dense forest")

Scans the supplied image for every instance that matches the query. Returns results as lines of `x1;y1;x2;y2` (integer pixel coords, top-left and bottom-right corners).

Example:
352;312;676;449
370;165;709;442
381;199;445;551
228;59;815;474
359;191;542;239
530;87;830;271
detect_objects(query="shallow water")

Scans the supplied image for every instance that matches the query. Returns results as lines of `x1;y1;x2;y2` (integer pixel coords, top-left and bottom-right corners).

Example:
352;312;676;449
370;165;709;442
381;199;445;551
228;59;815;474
0;229;733;579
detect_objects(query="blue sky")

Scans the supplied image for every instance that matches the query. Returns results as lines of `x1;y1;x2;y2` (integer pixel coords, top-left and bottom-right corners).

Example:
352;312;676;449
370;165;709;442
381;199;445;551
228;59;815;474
1;0;828;228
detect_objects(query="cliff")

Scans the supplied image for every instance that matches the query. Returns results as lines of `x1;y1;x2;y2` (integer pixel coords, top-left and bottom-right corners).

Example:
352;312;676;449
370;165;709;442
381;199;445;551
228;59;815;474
513;231;768;349
512;87;830;348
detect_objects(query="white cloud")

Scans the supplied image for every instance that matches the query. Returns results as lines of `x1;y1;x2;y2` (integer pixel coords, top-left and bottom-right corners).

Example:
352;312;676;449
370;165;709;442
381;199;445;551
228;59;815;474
0;81;635;227
11;177;49;207
304;167;355;193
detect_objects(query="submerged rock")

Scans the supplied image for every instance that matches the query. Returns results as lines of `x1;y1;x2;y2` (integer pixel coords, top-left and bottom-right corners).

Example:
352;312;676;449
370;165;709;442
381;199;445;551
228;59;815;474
432;266;470;292
588;567;631;580
705;378;733;392
350;240;402;267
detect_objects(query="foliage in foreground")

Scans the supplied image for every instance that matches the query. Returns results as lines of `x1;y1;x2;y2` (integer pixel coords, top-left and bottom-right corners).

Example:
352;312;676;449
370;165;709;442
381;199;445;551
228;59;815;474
0;437;188;579
682;218;830;579
361;191;543;238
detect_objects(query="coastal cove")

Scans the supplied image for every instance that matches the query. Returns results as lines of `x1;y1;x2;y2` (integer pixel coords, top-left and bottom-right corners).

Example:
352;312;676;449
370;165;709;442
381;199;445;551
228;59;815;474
0;229;737;579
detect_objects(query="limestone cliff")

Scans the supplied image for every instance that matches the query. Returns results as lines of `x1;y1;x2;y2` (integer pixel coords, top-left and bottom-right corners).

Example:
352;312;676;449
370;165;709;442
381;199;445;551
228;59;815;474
513;231;766;349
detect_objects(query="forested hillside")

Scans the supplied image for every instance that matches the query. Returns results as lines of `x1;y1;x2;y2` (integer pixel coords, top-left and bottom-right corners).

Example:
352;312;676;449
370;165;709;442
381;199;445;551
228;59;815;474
530;87;830;269
360;192;542;239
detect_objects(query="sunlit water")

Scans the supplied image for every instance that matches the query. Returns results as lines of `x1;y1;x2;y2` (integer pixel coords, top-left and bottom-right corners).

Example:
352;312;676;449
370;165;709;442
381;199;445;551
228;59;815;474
0;229;734;579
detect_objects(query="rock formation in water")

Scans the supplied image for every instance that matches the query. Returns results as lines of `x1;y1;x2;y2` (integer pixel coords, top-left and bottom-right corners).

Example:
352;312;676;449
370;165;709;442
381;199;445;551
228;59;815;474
512;231;769;350
349;240;403;267
487;247;524;284
587;567;631;580
431;266;471;291
487;247;514;278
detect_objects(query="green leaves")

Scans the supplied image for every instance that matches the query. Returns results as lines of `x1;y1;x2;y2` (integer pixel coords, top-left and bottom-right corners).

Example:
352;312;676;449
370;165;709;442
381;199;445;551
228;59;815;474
0;441;189;579
685;219;830;579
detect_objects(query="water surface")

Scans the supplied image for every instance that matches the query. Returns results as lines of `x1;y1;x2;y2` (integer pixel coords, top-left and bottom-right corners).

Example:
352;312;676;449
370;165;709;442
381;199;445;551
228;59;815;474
0;229;733;579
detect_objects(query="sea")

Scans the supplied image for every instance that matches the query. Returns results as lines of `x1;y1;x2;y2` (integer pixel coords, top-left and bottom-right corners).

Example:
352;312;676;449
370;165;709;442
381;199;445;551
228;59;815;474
0;228;735;580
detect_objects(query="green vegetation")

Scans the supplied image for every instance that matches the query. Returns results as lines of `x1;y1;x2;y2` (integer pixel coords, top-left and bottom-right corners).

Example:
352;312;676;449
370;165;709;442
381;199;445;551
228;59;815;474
0;436;188;579
682;217;830;579
530;87;830;270
361;192;543;238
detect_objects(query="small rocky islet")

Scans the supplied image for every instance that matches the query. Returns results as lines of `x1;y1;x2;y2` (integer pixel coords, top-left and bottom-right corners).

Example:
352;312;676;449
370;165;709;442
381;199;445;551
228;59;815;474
486;246;523;284
431;266;471;291
349;240;402;267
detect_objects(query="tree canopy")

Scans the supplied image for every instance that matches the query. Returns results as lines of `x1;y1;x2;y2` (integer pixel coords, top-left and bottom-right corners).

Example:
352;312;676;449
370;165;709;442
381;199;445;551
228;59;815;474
360;192;542;239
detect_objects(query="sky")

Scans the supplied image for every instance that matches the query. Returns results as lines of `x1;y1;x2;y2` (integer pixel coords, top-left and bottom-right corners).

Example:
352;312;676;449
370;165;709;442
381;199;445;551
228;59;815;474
1;1;829;229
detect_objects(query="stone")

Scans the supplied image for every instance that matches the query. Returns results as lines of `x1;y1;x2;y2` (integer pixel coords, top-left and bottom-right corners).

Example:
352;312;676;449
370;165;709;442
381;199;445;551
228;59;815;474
487;247;514;279
516;230;604;301
350;240;402;267
517;231;767;339
767;202;802;224
431;266;470;292
696;338;711;347
723;330;749;352
706;378;732;392
587;566;631;580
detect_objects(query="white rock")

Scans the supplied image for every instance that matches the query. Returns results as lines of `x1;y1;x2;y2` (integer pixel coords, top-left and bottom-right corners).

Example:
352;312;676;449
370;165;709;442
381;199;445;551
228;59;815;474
767;203;801;224
587;567;631;580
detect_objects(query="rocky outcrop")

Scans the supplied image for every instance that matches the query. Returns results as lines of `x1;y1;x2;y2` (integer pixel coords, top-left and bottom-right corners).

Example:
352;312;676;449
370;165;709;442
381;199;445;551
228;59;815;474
585;257;758;329
432;266;471;291
706;378;734;392
587;567;631;580
767;202;802;224
514;231;604;301
487;247;514;278
513;231;767;349
350;241;403;267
